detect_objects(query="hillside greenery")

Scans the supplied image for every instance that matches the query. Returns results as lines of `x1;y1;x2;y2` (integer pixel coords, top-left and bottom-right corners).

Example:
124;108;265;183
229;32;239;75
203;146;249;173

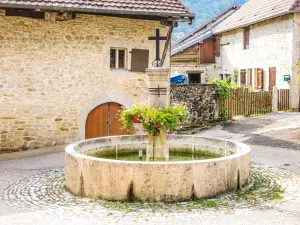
173;0;247;41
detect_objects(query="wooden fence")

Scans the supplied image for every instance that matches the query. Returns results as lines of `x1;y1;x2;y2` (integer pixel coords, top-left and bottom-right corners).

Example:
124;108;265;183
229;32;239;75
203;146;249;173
222;88;273;118
278;89;290;111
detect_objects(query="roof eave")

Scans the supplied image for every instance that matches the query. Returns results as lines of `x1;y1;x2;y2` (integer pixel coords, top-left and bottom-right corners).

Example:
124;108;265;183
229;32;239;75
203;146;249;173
214;10;300;35
0;3;195;21
171;31;213;56
172;2;240;48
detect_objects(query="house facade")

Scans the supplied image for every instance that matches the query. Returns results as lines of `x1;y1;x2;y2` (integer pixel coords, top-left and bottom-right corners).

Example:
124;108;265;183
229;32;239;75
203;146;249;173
0;0;193;151
213;0;300;111
171;3;239;83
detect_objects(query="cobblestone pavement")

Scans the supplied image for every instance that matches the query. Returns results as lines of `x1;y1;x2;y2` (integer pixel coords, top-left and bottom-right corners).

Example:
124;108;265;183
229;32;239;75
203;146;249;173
2;166;300;224
1;113;300;224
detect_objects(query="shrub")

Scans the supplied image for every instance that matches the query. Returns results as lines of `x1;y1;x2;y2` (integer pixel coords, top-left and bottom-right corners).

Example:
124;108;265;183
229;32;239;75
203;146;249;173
120;105;188;135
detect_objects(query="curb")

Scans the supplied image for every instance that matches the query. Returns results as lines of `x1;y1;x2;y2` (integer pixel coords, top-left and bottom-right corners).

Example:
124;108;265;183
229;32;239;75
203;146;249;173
0;145;66;161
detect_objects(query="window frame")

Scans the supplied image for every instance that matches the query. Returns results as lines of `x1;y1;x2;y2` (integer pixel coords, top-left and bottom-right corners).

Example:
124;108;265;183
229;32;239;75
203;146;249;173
110;48;127;70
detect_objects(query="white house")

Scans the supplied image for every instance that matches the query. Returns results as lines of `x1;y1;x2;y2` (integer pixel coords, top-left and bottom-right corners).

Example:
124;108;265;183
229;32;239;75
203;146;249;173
213;0;300;111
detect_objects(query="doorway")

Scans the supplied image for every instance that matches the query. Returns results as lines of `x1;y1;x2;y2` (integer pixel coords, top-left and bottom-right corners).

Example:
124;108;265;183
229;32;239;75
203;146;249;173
85;102;128;139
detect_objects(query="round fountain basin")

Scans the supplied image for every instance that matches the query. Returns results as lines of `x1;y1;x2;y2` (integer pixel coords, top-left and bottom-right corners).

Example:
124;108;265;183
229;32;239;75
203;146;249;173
65;135;251;202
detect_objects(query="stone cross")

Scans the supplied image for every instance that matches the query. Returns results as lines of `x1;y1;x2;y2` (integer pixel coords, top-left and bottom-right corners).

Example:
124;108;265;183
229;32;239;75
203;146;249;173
148;29;167;67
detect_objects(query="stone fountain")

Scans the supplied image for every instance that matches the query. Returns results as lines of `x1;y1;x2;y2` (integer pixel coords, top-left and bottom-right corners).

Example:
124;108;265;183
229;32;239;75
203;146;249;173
65;68;251;202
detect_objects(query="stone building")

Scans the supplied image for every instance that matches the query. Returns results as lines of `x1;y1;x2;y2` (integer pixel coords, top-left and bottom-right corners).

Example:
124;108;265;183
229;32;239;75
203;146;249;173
212;0;300;111
0;0;194;151
171;3;239;83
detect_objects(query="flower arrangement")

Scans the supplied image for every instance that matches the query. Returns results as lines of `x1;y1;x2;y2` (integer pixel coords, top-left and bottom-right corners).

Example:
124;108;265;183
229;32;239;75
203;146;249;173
119;104;188;136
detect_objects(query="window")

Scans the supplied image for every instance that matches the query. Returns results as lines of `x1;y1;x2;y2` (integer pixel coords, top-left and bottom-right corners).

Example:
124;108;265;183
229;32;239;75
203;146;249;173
219;74;224;80
110;48;127;70
243;27;250;50
188;73;201;83
6;9;45;19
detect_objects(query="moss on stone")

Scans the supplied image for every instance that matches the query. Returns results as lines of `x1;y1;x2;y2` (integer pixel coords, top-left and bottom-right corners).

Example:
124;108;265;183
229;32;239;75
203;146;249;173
14;121;26;124
59;127;69;132
27;88;37;92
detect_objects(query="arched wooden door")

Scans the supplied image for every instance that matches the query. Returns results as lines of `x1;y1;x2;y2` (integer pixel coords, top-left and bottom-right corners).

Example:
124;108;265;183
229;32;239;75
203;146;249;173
85;102;128;139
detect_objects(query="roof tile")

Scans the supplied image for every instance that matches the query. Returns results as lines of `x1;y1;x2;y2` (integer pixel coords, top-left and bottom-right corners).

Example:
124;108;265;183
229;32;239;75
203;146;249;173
213;0;299;34
0;0;194;18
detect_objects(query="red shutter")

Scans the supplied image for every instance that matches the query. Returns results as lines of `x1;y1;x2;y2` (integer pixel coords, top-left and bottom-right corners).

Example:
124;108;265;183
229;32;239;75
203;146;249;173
215;38;220;57
131;49;149;72
200;39;215;64
269;67;276;91
243;27;250;50
240;70;246;86
256;68;264;90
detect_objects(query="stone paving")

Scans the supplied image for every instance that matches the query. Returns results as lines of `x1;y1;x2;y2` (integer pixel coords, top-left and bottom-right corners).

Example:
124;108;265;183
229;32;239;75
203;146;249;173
2;165;300;220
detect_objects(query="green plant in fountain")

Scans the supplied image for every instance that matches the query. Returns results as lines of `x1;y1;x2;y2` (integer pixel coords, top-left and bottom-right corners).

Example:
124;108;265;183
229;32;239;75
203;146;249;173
119;104;188;135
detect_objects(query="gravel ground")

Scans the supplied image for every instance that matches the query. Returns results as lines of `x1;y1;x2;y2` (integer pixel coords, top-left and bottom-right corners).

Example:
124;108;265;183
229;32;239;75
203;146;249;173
1;112;300;225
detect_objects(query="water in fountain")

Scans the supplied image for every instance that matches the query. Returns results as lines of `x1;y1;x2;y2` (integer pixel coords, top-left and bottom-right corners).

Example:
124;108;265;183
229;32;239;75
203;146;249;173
87;144;224;162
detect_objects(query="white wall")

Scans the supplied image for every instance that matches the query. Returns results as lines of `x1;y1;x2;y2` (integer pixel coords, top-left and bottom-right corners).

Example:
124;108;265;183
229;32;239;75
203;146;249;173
219;15;294;91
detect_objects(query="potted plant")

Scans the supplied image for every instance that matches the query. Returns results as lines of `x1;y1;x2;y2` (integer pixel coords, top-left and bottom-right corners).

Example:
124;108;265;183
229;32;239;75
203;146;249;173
131;114;141;123
120;105;188;135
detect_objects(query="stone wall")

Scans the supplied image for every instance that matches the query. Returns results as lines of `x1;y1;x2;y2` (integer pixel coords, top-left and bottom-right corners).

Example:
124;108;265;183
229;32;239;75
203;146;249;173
170;84;218;125
0;12;169;151
218;14;294;91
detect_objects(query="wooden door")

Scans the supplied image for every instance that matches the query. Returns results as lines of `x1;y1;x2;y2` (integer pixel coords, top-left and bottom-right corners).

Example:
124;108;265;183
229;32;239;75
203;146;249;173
269;67;276;91
85;102;127;139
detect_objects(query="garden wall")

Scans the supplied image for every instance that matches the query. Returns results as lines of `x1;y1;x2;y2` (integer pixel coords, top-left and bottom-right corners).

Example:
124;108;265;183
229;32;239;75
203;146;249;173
170;84;218;126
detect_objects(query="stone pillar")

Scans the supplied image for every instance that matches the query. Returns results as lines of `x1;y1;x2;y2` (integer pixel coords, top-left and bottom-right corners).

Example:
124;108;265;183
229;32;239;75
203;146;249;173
146;68;170;161
146;68;170;108
272;86;278;113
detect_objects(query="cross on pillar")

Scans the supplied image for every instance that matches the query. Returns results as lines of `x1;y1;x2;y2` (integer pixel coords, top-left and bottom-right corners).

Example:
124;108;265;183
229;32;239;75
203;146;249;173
148;29;167;67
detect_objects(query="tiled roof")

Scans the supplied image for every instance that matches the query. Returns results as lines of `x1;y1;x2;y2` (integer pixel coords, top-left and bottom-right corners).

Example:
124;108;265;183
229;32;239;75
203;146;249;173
291;0;300;10
213;0;300;34
171;3;239;56
0;0;194;18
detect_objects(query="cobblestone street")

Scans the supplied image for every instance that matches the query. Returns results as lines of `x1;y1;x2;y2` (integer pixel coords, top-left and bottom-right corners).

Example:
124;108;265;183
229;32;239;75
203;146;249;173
1;113;300;225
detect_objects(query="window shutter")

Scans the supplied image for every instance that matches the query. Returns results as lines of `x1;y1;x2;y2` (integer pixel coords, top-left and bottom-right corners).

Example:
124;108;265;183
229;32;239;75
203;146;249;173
240;69;246;86
255;68;264;90
269;67;276;91
131;49;149;72
243;27;250;50
215;38;220;57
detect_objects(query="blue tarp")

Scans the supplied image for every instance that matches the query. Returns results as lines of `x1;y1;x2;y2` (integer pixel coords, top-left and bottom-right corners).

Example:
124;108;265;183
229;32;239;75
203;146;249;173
171;75;189;84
